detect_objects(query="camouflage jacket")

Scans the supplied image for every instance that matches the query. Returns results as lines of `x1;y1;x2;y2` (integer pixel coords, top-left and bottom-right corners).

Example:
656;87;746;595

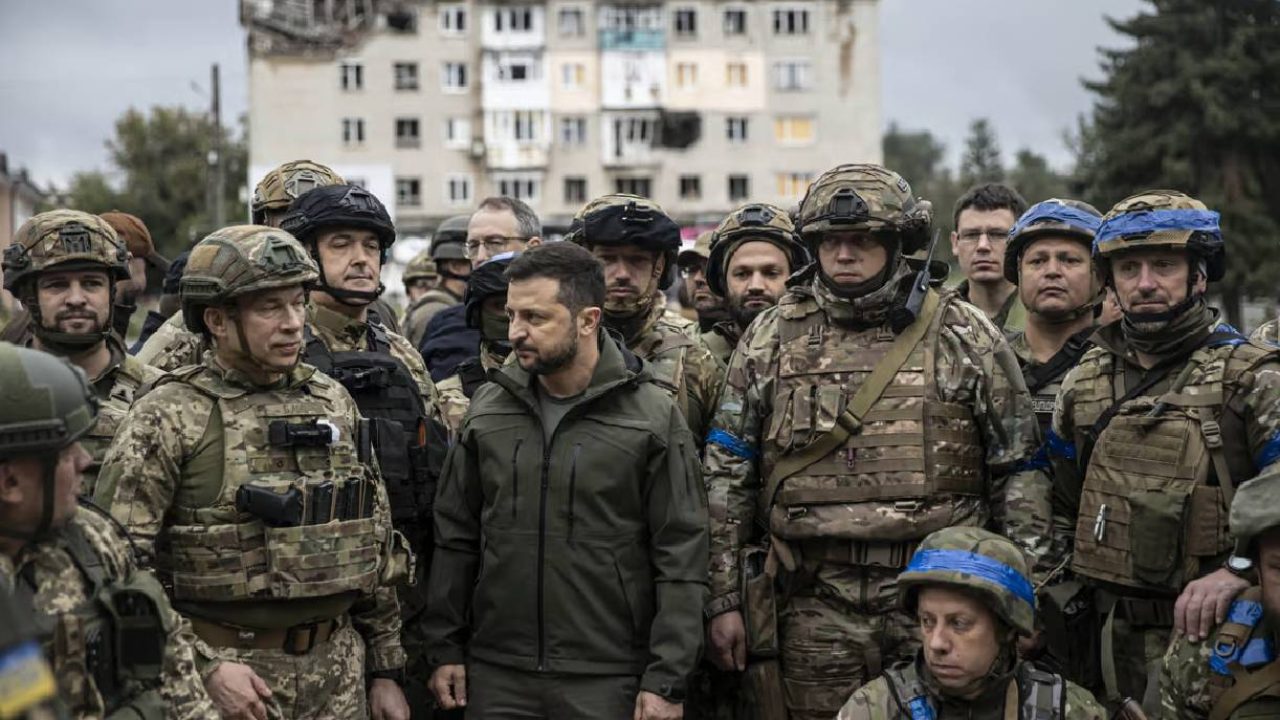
618;293;724;443
82;337;163;497
838;656;1105;720
436;342;505;437
0;508;218;720
702;271;1054;606
133;311;205;372
699;321;741;369
1159;588;1280;720
93;354;406;673
1251;318;1280;346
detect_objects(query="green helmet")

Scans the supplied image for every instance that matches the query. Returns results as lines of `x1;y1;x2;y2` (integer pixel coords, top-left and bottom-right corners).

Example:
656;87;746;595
3;210;131;292
898;527;1036;636
251;159;345;225
181;225;319;334
1230;478;1280;557
1003;199;1103;285
403;249;439;284
567;194;681;289
431;215;471;261
0;342;98;460
706;203;811;297
796;164;932;254
1094;190;1225;282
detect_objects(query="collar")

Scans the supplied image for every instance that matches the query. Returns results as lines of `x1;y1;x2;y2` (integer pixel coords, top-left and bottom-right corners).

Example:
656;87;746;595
307;302;370;351
493;331;645;412
203;350;315;391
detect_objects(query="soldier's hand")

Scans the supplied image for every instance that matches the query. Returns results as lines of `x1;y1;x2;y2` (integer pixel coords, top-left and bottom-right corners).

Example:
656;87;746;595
206;661;272;720
707;610;747;672
1174;568;1249;642
429;664;468;709
633;690;683;720
368;678;410;720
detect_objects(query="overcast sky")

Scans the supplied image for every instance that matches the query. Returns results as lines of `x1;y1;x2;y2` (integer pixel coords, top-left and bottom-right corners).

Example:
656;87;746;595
0;0;1145;189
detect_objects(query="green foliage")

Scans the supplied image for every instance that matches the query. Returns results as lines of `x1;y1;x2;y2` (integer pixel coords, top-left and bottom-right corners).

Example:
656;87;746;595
60;106;248;259
959;119;1005;186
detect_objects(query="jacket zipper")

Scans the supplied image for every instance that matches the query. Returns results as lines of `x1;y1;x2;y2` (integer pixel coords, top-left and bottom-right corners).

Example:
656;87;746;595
537;435;551;670
510;438;523;520
567;443;582;545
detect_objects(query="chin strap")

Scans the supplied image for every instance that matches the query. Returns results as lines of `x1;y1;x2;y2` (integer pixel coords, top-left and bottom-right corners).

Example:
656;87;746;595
23;285;115;353
307;245;386;306
226;309;299;378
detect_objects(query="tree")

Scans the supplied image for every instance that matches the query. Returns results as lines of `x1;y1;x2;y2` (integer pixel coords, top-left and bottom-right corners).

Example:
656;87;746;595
959;118;1004;187
61;107;248;260
1074;0;1280;324
882;122;946;191
1008;149;1072;205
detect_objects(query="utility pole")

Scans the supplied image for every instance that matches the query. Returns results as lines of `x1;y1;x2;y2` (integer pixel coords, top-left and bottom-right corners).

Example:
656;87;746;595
211;63;225;228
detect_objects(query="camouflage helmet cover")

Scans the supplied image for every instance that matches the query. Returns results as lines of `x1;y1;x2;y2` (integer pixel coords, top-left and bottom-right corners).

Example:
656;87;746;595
567;194;682;289
898;526;1036;636
180;225;319;333
3;210;131;292
678;231;714;269
797;164;933;253
706;203;811;297
1003;198;1103;284
0;342;98;459
251;159;345;221
403;248;439;284
1093;190;1225;281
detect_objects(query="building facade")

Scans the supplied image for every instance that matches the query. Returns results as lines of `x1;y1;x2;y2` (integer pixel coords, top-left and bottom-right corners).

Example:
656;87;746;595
242;0;881;234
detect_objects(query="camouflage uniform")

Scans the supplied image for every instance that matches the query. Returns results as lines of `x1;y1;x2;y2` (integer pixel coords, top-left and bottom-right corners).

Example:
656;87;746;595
1159;478;1280;720
403;216;472;350
133;310;205;370
678;230;731;332
944;279;1027;335
704;165;1054;720
94;227;408;720
1249;319;1279;346
1;210;163;497
0;342;216;720
568;194;724;442
1049;191;1280;708
400;250;442;349
837;528;1106;720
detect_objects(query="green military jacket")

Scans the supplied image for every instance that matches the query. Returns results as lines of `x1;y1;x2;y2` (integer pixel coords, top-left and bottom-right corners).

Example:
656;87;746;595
424;333;709;702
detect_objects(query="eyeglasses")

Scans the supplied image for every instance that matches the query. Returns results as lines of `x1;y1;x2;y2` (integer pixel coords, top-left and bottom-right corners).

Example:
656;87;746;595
956;228;1011;244
679;266;706;279
465;235;527;258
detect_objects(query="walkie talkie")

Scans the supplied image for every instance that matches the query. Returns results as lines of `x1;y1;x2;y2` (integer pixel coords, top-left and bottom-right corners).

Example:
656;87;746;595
888;228;941;334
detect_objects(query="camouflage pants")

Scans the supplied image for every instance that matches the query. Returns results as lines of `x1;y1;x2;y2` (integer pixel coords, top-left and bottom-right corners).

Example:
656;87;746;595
205;621;368;720
780;564;919;720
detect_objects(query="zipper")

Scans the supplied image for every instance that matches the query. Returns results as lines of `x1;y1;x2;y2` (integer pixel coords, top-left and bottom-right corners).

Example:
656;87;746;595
567;443;582;545
510;438;523;520
536;436;551;670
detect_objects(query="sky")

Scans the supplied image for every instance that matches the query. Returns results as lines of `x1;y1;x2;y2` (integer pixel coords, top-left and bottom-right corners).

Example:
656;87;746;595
0;0;1146;189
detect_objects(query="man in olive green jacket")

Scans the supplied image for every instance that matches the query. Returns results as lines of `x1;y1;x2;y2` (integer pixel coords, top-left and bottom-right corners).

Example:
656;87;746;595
424;242;709;720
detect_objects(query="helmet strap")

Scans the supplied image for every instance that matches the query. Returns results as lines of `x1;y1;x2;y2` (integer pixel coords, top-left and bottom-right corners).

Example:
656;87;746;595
308;244;385;306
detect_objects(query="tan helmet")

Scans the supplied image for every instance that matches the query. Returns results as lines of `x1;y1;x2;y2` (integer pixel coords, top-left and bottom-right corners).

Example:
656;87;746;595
1093;190;1224;281
4;210;130;292
678;231;714;270
251;160;345;224
796;164;932;253
181;225;319;334
705;203;811;297
403;249;439;284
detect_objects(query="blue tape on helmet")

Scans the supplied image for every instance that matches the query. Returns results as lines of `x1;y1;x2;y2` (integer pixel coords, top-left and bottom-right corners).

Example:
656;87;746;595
706;428;758;461
904;549;1036;610
1010;201;1102;240
1255;430;1280;469
1094;208;1221;250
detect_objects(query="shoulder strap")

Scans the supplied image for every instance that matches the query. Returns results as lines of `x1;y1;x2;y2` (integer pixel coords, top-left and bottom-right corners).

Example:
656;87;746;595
301;324;333;373
1023;328;1095;395
62;519;109;596
761;290;941;511
366;320;391;353
1016;664;1066;720
1210;660;1280;720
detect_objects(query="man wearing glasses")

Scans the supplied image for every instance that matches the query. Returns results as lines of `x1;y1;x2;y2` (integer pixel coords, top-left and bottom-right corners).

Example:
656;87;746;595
418;197;541;381
947;183;1029;334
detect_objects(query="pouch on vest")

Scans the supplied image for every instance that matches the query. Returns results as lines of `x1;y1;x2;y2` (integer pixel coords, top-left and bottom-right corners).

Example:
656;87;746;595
97;572;171;687
740;545;779;658
380;528;416;588
1129;489;1190;587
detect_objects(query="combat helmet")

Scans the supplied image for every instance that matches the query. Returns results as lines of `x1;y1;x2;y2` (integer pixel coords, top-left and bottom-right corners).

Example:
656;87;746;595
677;231;714;271
3;210;132;351
180;225;319;335
431;215;471;262
0;342;98;538
279;184;396;304
898;526;1036;637
1003;199;1103;284
251;159;345;225
706;203;811;297
796;164;933;254
402;249;438;286
1094;190;1225;282
566;194;682;289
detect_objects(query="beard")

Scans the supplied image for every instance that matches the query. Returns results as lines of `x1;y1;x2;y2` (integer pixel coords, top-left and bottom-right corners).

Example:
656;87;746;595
728;292;776;330
517;331;579;376
50;309;107;335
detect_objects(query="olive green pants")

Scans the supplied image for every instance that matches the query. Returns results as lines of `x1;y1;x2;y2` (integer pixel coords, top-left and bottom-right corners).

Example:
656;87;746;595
465;660;639;720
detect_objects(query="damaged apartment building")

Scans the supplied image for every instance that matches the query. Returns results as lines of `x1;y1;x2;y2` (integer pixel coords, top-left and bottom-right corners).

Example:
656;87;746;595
241;0;881;234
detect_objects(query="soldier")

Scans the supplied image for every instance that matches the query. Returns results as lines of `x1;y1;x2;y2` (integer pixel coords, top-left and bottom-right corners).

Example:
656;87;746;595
702;203;811;366
702;164;1054;720
400;250;439;345
947;183;1029;333
677;230;731;332
1159;476;1280;719
99;210;169;342
94;226;412;720
435;251;517;435
402;215;473;348
567;194;722;442
1249;315;1280;345
424;242;708;720
837;527;1106;720
280;184;449;720
1048;191;1280;710
0;342;217;719
1;210;161;497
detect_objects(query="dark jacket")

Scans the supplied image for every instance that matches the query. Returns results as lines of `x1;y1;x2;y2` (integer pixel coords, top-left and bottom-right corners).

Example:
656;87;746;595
424;333;709;701
419;304;480;382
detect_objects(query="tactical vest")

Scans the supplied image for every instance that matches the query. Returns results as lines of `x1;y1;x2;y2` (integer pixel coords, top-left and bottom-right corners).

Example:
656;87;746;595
454;356;490;399
80;358;151;498
156;366;383;602
631;319;694;423
1019;330;1094;440
1071;338;1273;593
885;659;1065;720
763;296;985;539
1205;588;1280;720
15;511;169;719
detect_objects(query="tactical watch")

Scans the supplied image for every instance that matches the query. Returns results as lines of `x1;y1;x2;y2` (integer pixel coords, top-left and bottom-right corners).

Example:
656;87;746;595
1225;554;1254;578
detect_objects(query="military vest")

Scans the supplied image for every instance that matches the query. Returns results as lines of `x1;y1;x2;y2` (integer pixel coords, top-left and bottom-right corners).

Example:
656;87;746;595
15;511;169;718
700;324;738;368
1018;329;1095;440
81;356;155;498
1070;335;1274;593
630;314;696;422
1205;588;1280;720
155;366;383;602
885;659;1065;720
763;294;985;540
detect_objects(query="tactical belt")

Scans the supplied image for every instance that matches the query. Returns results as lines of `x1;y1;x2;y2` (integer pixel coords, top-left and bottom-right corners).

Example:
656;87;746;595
191;617;339;655
801;538;919;570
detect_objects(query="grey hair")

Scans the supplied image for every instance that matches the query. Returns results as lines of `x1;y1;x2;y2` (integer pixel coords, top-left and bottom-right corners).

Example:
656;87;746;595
476;196;542;239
